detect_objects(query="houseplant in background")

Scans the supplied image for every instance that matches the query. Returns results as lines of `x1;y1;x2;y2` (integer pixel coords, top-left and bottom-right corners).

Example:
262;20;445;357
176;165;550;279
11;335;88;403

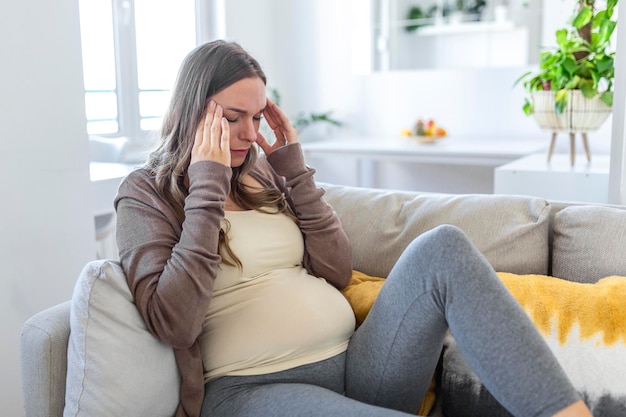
267;88;342;142
515;0;618;165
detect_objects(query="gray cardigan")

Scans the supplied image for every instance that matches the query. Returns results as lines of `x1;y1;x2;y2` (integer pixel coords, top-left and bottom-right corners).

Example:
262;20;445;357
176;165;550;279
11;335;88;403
113;143;352;417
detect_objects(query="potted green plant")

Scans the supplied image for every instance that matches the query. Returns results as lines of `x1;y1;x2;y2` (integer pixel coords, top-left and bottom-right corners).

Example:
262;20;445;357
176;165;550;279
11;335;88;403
267;88;343;142
515;0;618;164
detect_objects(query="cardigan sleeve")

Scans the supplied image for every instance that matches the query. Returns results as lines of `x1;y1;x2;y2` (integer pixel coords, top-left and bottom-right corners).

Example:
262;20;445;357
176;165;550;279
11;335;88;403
264;143;353;289
114;161;231;348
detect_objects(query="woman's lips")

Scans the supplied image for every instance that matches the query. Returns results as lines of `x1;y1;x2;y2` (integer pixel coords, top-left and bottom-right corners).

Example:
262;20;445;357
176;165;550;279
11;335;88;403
231;149;248;156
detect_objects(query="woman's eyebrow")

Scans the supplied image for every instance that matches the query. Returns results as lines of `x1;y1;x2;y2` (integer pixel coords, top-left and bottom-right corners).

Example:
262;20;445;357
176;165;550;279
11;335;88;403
224;104;267;115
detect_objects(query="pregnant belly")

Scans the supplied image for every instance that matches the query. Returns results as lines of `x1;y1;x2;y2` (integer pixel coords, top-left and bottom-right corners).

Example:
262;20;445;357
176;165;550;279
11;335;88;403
200;267;356;378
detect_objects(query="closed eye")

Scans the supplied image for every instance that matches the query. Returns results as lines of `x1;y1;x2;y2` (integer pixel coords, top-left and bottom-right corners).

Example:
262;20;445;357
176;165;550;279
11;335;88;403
225;115;262;124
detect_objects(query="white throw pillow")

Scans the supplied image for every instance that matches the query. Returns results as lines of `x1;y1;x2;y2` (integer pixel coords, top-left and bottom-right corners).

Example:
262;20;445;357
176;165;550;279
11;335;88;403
64;259;180;417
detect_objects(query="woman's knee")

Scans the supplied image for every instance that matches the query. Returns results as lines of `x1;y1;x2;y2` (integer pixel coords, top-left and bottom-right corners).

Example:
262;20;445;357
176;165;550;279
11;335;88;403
405;224;473;259
424;224;469;243
395;224;490;291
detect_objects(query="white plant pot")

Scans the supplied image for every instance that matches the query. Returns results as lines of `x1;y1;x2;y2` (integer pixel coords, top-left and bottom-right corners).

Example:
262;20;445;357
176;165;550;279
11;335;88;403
531;90;612;133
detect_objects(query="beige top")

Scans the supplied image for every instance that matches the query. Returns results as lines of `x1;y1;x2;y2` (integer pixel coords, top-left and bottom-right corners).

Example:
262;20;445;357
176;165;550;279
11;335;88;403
200;209;356;381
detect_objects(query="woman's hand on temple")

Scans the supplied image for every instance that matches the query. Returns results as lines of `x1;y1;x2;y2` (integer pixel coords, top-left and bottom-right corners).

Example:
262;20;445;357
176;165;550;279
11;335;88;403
191;100;231;167
256;98;298;156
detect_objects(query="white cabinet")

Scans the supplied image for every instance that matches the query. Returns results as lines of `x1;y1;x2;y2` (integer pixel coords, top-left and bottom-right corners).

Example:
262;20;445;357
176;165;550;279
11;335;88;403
392;21;528;70
494;153;611;203
369;0;541;71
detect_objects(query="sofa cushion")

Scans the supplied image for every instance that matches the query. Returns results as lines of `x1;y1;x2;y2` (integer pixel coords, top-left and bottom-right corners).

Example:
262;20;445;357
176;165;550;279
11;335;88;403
320;183;551;277
552;205;626;283
442;273;626;417
64;259;180;417
341;270;386;327
21;302;71;417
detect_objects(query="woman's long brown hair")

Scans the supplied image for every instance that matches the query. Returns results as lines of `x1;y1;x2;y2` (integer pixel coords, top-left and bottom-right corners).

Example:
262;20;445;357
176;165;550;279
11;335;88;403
145;40;293;267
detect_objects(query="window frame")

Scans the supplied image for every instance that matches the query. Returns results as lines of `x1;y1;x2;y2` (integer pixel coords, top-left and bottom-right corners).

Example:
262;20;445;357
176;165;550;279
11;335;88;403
110;0;142;140
84;0;220;141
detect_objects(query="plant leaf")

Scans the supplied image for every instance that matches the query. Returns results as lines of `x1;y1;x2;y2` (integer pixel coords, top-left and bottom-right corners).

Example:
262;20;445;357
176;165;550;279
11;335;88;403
565;75;581;90
555;89;569;114
598;20;617;45
579;79;597;98
562;57;579;76
600;91;613;107
555;28;568;48
596;54;614;74
593;10;607;29
606;0;618;16
573;6;593;29
513;71;533;87
522;98;533;116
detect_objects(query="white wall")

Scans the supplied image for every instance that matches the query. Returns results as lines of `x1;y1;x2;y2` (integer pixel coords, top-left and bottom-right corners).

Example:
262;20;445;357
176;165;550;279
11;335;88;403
0;0;96;414
224;0;326;115
224;0;614;157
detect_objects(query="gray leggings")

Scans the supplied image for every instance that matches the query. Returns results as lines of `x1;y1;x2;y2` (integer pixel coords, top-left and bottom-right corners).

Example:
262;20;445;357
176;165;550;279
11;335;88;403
202;225;579;417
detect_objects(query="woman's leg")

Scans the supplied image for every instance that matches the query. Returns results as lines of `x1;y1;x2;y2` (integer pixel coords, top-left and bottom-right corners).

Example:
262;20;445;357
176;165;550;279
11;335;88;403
201;353;415;417
345;224;581;417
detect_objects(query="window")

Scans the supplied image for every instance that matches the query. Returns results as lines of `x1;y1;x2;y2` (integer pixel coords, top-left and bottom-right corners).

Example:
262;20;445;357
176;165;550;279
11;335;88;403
78;0;197;137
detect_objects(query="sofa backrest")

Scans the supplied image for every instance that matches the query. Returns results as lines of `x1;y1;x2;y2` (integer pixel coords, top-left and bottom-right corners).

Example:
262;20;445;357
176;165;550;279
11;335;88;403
548;202;626;282
320;183;552;278
321;183;626;283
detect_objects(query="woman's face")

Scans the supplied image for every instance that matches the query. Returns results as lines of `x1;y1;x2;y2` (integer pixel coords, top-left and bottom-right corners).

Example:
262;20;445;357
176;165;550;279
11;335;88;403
211;77;266;168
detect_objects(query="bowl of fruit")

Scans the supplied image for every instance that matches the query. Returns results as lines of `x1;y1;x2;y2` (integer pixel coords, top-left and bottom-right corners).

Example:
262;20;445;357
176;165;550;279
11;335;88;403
401;118;447;144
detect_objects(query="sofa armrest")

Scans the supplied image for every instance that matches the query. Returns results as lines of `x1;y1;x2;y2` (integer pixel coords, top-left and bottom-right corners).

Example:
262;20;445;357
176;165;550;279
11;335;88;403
20;301;71;417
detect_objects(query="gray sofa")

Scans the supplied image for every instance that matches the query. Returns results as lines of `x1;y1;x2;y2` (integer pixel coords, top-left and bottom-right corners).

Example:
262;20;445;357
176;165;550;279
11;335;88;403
20;183;626;417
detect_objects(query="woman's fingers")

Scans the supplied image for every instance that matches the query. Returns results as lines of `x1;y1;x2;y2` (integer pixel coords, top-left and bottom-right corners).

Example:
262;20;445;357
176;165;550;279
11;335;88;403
191;101;214;163
220;117;230;163
210;104;222;150
255;131;272;155
263;98;298;147
191;100;230;167
263;99;281;131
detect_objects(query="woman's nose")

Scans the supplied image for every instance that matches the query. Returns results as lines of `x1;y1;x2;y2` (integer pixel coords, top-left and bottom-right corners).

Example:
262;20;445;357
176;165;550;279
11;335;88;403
239;119;257;142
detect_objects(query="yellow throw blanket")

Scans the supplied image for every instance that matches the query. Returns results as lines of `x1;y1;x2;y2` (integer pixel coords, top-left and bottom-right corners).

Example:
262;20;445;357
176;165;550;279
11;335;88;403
497;272;626;345
341;270;386;327
341;270;626;416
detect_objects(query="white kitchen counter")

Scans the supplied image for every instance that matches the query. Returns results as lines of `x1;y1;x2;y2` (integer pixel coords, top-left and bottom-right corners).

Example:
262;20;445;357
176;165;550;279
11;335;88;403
302;136;547;192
